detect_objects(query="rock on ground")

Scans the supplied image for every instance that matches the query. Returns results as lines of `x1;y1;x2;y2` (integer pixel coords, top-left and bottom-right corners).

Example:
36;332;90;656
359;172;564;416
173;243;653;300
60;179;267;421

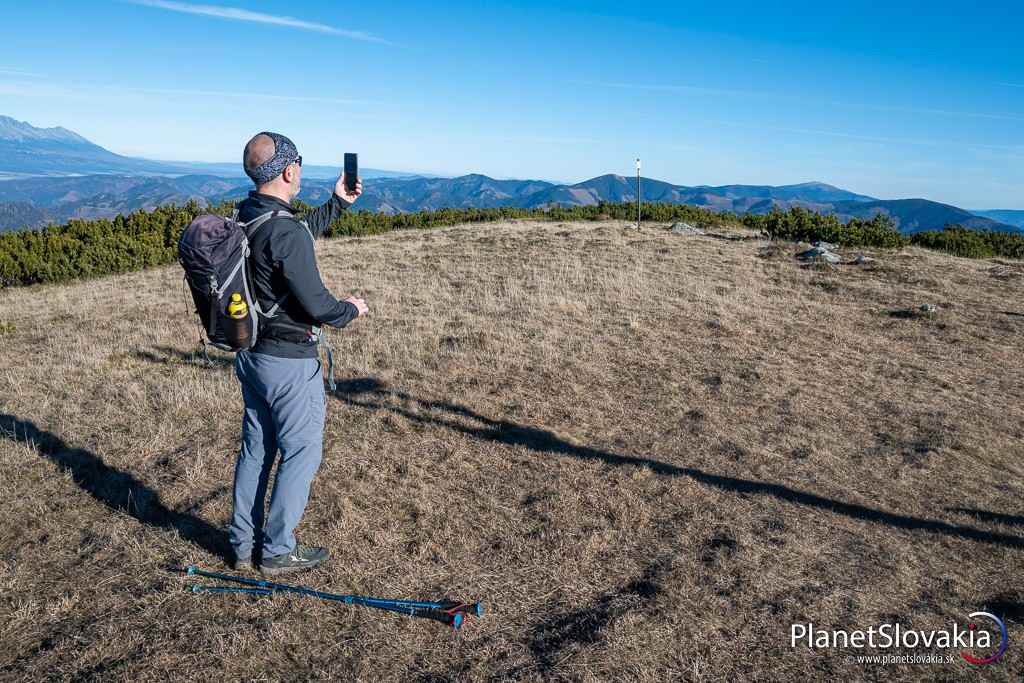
796;245;841;264
671;222;706;236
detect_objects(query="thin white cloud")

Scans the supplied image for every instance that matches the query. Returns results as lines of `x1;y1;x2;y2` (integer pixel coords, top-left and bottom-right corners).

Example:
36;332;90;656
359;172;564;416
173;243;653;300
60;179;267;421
845;102;1024;124
711;120;947;149
503;134;602;146
138;86;373;106
125;0;392;45
575;80;1024;123
572;79;755;99
712;120;999;152
0;80;375;107
0;67;42;78
0;82;81;98
711;120;1024;159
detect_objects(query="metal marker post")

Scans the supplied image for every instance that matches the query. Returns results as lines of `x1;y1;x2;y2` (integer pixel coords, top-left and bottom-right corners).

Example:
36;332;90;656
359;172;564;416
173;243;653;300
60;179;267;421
635;158;641;230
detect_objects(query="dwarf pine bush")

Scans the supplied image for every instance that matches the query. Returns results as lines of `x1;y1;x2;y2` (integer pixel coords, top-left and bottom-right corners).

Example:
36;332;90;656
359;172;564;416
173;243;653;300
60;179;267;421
910;225;1024;260
0;201;1018;288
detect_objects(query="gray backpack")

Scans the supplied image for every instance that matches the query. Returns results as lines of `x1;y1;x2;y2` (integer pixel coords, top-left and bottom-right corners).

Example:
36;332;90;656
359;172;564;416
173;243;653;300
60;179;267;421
177;209;289;353
177;208;337;389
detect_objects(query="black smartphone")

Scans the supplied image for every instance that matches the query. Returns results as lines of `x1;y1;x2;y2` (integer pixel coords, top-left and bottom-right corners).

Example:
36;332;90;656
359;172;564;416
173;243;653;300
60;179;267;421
344;153;358;192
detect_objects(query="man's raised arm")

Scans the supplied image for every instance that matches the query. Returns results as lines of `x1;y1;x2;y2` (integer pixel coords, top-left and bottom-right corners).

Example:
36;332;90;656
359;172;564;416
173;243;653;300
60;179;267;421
303;172;363;238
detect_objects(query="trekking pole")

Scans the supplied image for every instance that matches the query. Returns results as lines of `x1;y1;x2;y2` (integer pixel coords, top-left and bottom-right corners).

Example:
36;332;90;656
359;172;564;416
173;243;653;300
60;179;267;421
191;583;468;626
185;566;483;628
187;566;483;613
193;585;272;596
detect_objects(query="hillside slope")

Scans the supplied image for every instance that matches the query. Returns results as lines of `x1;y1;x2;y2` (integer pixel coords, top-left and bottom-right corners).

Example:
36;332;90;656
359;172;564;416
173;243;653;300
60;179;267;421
1;221;1022;680
832;198;1016;234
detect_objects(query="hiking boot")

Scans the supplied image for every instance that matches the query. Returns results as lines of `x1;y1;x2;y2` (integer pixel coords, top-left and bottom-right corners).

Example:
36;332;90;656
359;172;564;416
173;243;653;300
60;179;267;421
259;545;329;576
231;556;254;572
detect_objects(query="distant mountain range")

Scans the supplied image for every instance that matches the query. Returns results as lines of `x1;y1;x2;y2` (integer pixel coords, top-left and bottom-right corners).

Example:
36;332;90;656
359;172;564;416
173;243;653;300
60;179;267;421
0;114;1020;235
0;114;194;178
971;209;1024;230
0;115;413;182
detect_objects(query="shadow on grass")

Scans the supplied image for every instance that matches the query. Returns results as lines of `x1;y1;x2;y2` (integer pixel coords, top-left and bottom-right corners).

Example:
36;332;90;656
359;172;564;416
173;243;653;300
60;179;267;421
0;413;228;561
888;309;929;320
525;559;667;672
135;345;233;369
984;595;1024;625
946;507;1024;528
330;377;1024;550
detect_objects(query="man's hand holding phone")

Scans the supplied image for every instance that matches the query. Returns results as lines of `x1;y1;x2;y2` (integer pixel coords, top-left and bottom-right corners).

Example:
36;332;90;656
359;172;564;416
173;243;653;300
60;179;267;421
337;173;362;204
337;152;360;203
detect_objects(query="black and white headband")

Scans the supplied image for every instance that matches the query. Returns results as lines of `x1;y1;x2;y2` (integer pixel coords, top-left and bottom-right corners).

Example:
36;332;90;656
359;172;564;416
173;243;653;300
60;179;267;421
246;132;299;185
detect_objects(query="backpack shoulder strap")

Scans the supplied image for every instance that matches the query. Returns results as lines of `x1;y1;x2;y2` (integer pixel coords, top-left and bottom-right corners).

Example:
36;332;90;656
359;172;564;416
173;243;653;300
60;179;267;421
238;209;292;239
298;218;315;244
238;210;297;321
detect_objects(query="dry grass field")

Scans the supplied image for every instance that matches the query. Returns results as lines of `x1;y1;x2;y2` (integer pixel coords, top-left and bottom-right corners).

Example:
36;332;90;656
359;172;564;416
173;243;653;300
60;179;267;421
1;219;1022;681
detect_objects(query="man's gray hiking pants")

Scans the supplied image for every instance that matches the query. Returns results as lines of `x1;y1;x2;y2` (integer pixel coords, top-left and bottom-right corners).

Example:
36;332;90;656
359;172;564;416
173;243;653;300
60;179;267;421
230;351;326;560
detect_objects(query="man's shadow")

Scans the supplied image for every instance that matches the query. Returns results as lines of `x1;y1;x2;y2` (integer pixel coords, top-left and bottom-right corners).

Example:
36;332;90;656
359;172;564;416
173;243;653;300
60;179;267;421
331;377;1024;550
0;413;227;561
946;507;1024;528
7;369;1021;564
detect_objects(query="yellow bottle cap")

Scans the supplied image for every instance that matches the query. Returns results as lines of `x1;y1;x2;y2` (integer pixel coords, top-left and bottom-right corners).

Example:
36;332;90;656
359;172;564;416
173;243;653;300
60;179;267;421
228;292;248;319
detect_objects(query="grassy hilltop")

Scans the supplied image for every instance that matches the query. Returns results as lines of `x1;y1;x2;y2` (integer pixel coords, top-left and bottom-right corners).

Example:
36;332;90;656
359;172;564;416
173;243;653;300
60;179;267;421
0;219;1022;681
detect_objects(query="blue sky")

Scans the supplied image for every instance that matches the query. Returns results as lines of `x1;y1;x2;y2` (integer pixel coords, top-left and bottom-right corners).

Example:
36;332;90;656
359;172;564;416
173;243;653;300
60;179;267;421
0;0;1022;207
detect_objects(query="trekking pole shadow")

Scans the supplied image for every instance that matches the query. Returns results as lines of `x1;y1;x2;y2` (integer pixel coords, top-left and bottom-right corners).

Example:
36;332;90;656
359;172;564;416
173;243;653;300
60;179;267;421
0;413;228;561
135;346;233;369
330;378;1024;551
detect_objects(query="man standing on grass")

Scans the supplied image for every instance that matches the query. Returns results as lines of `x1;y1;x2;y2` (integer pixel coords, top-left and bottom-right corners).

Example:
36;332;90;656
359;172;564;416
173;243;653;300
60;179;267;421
229;131;368;576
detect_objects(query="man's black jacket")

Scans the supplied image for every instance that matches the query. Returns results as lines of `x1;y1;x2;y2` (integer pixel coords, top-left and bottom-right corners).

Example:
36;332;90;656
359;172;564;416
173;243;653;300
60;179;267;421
237;190;358;359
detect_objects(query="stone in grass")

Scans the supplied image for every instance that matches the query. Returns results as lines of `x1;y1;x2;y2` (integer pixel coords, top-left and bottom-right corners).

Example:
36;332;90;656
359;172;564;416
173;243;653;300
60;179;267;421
813;241;838;251
889;304;939;319
671;222;706;236
854;255;875;265
796;246;841;264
